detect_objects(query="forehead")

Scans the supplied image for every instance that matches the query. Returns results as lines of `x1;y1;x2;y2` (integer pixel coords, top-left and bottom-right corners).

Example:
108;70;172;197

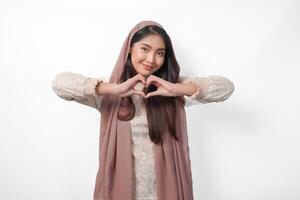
135;34;166;50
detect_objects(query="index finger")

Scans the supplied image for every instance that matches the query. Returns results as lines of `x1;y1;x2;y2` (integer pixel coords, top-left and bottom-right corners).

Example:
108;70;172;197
133;74;146;84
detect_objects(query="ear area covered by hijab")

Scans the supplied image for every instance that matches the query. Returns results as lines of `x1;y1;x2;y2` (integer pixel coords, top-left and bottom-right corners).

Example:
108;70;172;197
93;20;194;200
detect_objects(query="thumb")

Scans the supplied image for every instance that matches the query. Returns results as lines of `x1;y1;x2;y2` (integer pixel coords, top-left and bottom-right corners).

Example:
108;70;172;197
146;90;160;98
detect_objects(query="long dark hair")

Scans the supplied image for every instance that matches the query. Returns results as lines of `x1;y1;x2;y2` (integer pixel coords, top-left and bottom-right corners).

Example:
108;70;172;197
117;25;185;144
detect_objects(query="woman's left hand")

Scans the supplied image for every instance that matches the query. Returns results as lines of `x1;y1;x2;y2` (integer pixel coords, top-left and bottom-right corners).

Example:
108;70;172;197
145;75;179;98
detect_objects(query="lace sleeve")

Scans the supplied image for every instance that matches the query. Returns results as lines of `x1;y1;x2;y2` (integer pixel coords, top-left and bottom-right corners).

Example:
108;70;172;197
179;75;235;106
51;71;108;110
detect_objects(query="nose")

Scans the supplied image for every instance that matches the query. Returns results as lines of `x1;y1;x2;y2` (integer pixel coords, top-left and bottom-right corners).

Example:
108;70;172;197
146;53;155;65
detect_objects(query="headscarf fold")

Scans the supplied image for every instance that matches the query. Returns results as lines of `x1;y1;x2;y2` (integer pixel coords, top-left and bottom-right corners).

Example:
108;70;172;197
94;20;194;200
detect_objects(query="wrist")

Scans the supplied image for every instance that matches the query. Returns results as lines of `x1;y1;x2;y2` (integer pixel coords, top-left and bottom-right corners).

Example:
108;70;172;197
96;82;116;95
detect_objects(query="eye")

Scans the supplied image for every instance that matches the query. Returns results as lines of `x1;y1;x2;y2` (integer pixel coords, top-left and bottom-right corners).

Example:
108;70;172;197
141;47;148;52
158;51;165;57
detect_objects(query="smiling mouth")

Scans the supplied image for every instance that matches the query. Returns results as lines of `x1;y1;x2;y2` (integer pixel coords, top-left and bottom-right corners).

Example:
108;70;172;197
142;63;154;70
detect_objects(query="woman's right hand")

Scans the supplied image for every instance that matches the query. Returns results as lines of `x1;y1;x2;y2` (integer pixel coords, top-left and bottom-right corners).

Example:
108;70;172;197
109;74;146;98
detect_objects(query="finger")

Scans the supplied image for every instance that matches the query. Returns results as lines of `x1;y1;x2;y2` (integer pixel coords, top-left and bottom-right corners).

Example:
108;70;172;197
146;90;161;98
146;75;152;86
138;74;146;84
146;81;160;89
128;88;135;96
127;76;145;90
151;81;160;87
134;82;145;92
147;80;162;89
146;76;156;87
134;74;146;84
146;75;163;87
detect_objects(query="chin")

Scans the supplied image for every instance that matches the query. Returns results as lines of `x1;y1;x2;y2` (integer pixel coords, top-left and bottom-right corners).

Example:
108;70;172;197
140;72;151;77
136;68;148;74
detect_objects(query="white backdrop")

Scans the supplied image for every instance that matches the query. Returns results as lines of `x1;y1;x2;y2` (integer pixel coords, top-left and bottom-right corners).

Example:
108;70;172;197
1;0;299;199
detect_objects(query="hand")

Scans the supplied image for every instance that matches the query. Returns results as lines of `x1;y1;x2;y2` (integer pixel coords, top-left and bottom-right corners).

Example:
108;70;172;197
145;75;179;98
113;74;146;98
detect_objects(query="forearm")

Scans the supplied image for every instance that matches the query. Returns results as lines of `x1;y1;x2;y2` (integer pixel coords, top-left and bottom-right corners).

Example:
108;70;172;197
178;75;234;105
95;82;117;95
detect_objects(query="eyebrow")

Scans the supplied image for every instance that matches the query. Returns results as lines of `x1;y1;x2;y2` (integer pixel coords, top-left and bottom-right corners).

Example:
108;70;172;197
140;43;166;51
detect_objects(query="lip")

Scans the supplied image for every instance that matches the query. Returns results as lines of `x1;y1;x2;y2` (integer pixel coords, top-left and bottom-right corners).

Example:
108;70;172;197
142;63;154;71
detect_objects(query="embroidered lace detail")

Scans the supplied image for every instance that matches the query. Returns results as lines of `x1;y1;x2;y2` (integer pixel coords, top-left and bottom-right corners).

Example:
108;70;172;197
51;71;107;110
130;95;157;200
51;72;234;199
180;75;235;106
51;72;234;110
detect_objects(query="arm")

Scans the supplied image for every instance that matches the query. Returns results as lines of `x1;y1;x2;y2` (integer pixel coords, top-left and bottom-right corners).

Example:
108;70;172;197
51;71;108;110
178;75;235;106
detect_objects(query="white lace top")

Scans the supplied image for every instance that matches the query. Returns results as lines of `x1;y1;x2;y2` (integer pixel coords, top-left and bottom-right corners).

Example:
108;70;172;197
51;71;235;200
130;94;157;199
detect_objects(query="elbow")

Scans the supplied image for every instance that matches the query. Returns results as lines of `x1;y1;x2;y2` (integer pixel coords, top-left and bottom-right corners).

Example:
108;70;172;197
217;79;235;102
51;75;60;95
51;73;74;101
51;73;63;95
227;79;235;98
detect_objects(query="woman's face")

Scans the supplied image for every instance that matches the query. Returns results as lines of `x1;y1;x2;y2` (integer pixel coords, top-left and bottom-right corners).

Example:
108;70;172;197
129;34;166;78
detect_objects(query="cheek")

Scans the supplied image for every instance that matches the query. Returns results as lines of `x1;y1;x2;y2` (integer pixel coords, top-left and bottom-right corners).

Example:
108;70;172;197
151;58;165;72
132;50;145;61
157;57;165;67
131;51;144;70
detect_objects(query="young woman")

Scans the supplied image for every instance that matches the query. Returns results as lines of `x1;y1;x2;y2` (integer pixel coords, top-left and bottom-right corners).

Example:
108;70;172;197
52;20;234;200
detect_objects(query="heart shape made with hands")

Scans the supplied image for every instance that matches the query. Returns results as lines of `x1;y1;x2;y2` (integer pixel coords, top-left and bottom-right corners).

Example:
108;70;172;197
134;81;147;92
132;75;176;98
134;80;159;98
134;81;155;93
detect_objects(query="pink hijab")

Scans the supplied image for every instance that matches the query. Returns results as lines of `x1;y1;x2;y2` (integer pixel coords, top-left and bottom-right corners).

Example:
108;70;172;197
94;20;194;200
